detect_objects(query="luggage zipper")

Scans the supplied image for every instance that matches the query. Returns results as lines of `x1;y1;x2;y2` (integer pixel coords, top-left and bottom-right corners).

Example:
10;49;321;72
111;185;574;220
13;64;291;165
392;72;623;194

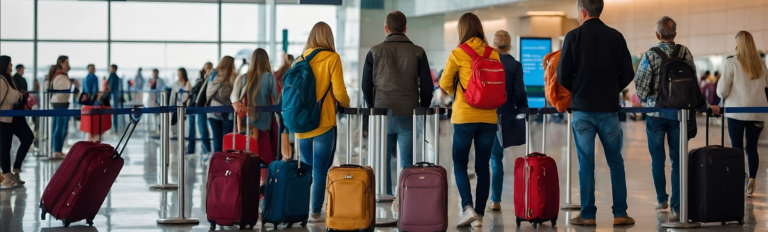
479;69;504;72
524;159;529;217
482;81;504;86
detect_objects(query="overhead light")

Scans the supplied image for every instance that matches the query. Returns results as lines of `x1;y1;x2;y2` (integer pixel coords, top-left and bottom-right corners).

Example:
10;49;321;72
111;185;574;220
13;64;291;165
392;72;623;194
526;11;566;16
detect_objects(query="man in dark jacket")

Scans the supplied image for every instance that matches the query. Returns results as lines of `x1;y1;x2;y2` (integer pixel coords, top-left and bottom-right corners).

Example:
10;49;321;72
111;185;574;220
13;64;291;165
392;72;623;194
107;65;121;132
361;11;433;203
557;0;635;226
13;64;27;92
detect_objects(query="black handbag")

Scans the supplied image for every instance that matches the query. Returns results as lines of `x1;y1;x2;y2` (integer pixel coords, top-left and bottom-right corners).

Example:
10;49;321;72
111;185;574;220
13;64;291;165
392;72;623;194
194;77;209;107
497;108;527;148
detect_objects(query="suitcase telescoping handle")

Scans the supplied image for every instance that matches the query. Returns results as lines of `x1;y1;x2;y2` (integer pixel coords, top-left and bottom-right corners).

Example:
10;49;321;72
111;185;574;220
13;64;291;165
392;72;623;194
412;107;443;166
112;108;142;160
338;106;359;165
276;112;302;169
230;107;252;154
706;100;726;147
526;107;558;154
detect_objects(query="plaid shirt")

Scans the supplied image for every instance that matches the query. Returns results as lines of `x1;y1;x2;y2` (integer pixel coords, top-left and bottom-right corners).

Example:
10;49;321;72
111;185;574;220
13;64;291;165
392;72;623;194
634;42;696;118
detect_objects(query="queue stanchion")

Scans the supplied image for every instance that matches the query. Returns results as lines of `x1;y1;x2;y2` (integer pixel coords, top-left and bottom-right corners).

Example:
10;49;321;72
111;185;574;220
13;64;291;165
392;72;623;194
34;90;47;157
149;92;178;190
365;108;397;227
562;112;580;209
157;103;199;225
662;109;700;228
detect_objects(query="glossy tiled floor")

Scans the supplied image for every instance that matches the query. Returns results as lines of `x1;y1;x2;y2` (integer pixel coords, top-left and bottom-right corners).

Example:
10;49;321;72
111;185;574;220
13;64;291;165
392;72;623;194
2;115;767;232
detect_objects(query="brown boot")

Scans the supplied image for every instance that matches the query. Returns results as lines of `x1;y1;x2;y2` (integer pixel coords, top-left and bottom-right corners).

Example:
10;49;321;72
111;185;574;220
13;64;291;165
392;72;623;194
569;214;596;226
614;215;636;225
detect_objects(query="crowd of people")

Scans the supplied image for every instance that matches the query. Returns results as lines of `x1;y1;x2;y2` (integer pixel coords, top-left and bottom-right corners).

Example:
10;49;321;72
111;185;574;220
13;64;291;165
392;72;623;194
1;0;767;228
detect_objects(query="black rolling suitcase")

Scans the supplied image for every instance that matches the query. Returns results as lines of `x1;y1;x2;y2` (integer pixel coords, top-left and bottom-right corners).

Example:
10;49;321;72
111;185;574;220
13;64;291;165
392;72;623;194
688;113;745;225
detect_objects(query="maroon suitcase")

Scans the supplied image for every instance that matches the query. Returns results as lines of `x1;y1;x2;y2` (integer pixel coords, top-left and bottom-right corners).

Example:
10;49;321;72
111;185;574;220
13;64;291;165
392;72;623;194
206;114;261;230
40;111;141;227
397;108;448;232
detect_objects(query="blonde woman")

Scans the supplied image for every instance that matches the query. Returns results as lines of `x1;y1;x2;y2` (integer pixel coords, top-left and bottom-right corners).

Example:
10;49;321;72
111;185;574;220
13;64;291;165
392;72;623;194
717;31;768;197
206;56;237;152
292;21;350;222
232;48;279;164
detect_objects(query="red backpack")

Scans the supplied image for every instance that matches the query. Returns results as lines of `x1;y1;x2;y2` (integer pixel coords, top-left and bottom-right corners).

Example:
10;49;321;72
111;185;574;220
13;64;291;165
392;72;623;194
456;43;506;109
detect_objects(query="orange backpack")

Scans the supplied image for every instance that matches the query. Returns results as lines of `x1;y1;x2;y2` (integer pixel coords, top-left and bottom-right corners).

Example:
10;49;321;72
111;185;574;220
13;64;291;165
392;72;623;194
543;50;571;112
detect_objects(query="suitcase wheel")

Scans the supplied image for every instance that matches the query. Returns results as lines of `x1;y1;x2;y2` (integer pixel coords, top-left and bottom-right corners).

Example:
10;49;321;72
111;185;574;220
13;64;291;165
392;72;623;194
287;222;294;228
516;217;521;227
62;220;71;227
239;224;246;230
87;217;94;226
739;220;745;225
552;216;558;227
250;222;257;229
301;220;308;227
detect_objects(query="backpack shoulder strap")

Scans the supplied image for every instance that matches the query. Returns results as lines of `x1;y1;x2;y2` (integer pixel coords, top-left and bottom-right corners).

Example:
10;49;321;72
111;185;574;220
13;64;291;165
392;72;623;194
482;46;493;59
304;49;326;62
458;43;479;60
650;47;669;61
672;44;683;58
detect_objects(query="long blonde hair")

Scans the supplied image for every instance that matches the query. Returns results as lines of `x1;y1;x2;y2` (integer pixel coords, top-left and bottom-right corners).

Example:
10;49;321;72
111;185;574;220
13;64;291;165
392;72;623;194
216;56;236;85
245;48;273;105
305;22;336;52
735;31;765;80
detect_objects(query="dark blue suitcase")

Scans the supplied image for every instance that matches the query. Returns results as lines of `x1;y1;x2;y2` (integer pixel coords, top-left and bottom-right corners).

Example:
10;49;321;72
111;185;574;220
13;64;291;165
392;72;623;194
261;114;312;228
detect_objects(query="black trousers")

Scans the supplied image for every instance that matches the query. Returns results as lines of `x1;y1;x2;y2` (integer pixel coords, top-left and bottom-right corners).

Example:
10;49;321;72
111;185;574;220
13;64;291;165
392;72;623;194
727;118;764;178
0;117;34;174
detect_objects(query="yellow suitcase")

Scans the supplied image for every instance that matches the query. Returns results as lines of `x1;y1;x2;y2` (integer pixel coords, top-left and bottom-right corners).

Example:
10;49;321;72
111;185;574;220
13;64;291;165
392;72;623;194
325;164;375;231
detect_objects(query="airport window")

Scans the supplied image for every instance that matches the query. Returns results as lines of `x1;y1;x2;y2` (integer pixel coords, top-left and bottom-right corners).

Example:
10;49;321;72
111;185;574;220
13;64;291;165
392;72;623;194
221;4;261;42
38;1;108;40
37;42;108;79
110;43;218;82
111;2;219;42
0;0;34;40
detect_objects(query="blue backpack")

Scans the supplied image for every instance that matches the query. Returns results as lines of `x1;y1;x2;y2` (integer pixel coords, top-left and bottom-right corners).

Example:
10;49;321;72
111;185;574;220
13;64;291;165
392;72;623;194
281;49;330;133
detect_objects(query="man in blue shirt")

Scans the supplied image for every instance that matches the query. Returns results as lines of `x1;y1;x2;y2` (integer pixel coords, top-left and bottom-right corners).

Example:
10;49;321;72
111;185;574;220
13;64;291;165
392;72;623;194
83;64;100;105
107;65;121;132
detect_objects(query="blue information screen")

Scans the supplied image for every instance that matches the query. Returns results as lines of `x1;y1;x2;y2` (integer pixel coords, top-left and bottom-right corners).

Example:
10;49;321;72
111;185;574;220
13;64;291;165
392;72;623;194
519;38;552;87
519;38;552;108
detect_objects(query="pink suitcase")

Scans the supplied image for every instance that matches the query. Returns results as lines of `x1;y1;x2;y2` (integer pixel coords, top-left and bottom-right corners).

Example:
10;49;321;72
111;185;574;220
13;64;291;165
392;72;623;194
40;111;141;227
397;108;448;232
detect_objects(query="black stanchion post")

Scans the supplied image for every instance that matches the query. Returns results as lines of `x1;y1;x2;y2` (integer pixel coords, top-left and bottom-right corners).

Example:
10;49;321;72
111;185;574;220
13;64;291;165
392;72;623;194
662;109;700;228
157;103;198;225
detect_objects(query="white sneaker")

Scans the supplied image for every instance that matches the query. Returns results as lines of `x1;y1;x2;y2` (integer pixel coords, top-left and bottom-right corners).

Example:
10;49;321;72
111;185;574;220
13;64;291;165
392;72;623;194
471;215;483;227
456;206;477;227
308;213;325;223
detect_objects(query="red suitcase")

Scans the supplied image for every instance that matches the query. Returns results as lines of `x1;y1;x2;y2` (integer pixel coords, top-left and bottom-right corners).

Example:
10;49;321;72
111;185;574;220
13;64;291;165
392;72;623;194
79;105;112;135
206;114;262;231
514;111;559;229
222;116;258;154
398;108;448;232
40;111;141;227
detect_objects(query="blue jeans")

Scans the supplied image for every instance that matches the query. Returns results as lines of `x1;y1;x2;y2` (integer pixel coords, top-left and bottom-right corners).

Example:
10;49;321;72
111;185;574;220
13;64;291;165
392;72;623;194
52;115;69;153
187;114;211;154
208;118;233;153
452;123;496;216
385;116;414;196
572;112;628;218
298;128;337;214
646;116;680;212
490;134;504;202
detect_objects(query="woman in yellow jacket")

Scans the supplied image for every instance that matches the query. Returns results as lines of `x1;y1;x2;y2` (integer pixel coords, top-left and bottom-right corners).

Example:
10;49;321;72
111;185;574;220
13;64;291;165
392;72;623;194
290;21;351;222
438;12;499;228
